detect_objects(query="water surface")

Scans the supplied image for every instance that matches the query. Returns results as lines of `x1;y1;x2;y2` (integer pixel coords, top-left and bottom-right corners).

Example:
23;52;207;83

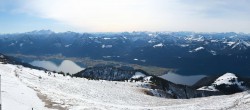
30;60;84;74
160;72;206;86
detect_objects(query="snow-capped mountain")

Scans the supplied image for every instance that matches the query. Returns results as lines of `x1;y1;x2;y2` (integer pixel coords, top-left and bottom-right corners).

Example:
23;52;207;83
198;73;249;94
230;40;250;50
1;31;250;76
25;29;55;35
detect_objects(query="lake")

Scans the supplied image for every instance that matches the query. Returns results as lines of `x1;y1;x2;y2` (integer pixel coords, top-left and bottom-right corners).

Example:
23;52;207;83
159;72;206;86
30;60;84;74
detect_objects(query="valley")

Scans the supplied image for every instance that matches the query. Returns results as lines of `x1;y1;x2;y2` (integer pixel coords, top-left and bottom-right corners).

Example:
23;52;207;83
9;53;172;76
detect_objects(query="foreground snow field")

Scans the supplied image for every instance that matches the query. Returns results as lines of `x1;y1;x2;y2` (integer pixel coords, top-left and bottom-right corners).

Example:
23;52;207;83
0;63;46;110
0;63;250;110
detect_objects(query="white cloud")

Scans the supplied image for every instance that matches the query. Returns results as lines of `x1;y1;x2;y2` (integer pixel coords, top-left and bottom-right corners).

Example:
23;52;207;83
4;0;250;32
17;0;158;32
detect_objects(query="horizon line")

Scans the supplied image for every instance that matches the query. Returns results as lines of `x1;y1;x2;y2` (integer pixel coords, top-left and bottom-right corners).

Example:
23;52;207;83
1;29;250;35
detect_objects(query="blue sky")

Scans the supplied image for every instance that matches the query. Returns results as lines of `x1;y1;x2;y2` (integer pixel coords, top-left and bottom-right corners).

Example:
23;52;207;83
0;11;76;33
0;0;250;33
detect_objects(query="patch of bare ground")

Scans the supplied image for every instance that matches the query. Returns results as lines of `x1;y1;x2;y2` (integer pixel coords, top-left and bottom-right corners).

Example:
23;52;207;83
30;86;70;110
139;89;154;96
36;92;69;110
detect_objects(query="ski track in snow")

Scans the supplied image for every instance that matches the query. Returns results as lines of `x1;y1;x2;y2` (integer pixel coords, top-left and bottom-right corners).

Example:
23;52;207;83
0;63;46;110
0;63;250;110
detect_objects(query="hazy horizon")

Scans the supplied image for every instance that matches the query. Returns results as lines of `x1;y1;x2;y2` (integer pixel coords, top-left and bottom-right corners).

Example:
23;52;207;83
1;29;250;35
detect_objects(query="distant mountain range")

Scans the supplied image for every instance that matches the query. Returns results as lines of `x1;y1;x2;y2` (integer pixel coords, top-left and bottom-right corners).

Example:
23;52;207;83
1;30;250;76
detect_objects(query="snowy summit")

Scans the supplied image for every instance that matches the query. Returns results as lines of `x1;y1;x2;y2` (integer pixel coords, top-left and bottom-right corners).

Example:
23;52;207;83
198;73;248;93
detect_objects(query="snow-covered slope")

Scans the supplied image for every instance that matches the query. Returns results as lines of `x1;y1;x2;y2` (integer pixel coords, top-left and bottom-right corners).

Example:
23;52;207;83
0;63;46;110
1;63;250;109
189;47;205;53
153;43;164;48
74;66;224;99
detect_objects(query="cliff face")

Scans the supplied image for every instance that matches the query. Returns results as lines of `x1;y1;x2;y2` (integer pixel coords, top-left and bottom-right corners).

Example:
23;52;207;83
74;66;223;99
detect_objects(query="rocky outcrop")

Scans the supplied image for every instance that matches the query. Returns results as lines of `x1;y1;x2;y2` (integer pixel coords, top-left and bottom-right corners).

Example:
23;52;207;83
198;73;249;94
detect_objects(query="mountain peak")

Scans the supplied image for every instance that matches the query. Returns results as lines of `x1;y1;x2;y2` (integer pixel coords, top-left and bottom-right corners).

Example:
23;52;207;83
26;30;54;35
198;73;248;94
213;73;238;85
